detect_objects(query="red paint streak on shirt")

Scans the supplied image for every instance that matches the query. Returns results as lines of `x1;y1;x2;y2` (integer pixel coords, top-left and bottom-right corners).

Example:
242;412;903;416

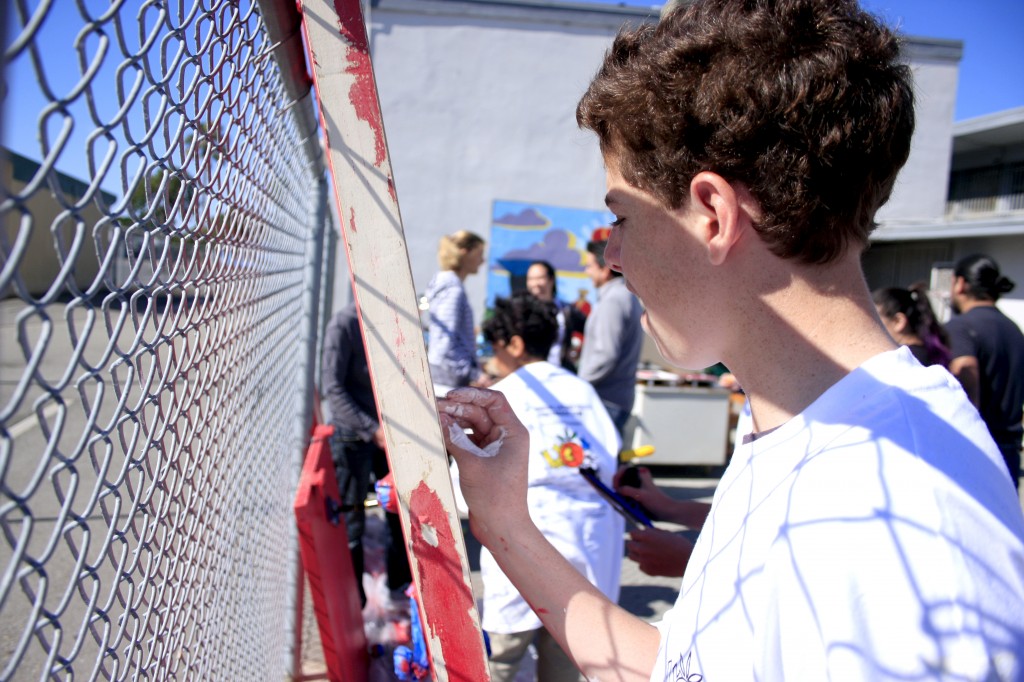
348;206;357;233
332;0;387;167
409;481;489;682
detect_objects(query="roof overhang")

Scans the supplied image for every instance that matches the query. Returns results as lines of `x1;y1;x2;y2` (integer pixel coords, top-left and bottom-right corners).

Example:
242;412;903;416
873;214;1024;241
952;107;1024;155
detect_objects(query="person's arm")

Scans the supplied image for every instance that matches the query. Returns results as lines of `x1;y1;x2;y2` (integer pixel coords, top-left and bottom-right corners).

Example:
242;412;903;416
577;288;628;384
625;527;694;578
430;285;483;385
321;315;378;439
439;388;661;681
949;355;981;409
945;319;982;410
615;467;711;529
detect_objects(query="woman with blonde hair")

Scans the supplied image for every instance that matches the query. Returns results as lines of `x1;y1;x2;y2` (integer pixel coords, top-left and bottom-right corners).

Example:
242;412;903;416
426;230;491;393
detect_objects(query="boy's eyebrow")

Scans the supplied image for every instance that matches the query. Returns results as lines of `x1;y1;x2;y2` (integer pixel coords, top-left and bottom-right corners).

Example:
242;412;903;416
604;192;619;209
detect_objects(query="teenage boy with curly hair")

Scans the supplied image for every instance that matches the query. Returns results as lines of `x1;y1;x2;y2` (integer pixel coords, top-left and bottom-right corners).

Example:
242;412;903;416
439;1;1024;680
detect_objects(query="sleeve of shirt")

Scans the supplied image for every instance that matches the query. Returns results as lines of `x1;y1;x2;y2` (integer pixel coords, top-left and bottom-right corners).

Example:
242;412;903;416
431;285;480;384
946;318;979;360
578;292;628;384
321;315;378;440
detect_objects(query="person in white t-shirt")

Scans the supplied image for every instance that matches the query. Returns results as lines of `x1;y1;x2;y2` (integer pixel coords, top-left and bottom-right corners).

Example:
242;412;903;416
473;291;623;682
436;1;1024;680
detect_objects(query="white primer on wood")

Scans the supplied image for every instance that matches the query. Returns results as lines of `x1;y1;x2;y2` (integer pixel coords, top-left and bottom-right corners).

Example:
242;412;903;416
299;1;489;679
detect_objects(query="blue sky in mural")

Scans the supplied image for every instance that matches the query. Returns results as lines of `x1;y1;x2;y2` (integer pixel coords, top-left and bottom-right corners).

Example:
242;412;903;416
486;200;615;310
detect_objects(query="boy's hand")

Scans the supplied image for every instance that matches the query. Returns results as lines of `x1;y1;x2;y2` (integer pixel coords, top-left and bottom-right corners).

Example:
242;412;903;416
438;387;532;545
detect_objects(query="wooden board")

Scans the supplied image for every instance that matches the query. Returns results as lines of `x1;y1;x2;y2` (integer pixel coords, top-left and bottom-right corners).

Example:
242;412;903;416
298;2;491;680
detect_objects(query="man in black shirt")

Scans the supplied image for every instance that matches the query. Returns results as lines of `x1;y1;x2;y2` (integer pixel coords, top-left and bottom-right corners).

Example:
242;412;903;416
947;254;1024;490
322;302;411;603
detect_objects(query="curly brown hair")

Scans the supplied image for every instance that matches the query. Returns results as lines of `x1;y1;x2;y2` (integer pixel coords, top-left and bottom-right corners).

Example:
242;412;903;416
576;0;915;264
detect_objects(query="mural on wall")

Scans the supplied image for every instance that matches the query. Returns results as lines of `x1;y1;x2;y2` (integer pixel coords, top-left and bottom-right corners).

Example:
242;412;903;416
486;199;615;313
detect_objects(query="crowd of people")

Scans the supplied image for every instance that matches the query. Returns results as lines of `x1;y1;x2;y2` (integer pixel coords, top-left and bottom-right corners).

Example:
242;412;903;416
321;0;1024;679
328;240;1024;682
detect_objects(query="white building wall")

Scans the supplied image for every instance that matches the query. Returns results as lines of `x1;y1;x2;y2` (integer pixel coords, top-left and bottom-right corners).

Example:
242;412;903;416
877;39;962;225
348;0;962;321
350;1;647;312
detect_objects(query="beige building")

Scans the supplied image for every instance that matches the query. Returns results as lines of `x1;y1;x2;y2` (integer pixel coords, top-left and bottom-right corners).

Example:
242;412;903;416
1;148;114;299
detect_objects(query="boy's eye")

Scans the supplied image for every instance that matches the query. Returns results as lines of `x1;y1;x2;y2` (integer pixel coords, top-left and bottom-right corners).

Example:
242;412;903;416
611;217;625;227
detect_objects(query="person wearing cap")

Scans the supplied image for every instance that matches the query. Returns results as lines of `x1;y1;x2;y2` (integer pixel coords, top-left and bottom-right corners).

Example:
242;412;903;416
436;1;1024;680
946;253;1024;489
577;226;643;436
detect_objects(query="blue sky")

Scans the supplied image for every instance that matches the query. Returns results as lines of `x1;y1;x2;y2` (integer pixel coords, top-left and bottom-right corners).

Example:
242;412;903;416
3;0;1020;190
584;0;1024;122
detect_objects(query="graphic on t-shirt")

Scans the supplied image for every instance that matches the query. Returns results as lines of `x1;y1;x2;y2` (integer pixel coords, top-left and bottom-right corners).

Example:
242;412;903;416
539;429;594;469
666;651;703;681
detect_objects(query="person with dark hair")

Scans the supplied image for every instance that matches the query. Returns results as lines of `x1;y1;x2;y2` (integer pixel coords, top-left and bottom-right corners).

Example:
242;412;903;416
425;230;492;393
525;260;587;372
463;291;622;682
437;2;1024;680
872;286;951;367
321;303;411;606
946;253;1024;489
577;228;643;435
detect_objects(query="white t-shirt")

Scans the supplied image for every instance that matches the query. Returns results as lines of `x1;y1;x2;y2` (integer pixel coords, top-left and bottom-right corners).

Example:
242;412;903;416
480;361;624;634
652;347;1024;681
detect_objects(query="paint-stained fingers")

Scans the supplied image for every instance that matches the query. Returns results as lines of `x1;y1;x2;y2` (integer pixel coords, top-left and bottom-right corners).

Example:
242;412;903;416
440;387;527;444
439;413;505;459
438;398;495;446
438;392;533;540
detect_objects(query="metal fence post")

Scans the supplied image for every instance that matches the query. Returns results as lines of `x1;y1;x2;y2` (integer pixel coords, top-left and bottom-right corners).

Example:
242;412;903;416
253;1;331;676
287;172;328;678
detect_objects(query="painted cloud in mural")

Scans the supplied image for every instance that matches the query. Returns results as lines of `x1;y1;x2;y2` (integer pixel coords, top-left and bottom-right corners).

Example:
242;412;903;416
493;208;550;228
486;200;614;308
499;228;584;272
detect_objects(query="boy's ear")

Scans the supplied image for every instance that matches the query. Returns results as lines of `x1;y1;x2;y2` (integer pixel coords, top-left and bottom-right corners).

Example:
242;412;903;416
689;172;758;266
507;335;526;358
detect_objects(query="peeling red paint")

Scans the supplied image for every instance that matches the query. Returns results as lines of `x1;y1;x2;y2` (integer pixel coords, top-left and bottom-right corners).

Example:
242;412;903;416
305;3;483;676
409;482;489;681
394;310;406;348
333;0;387;167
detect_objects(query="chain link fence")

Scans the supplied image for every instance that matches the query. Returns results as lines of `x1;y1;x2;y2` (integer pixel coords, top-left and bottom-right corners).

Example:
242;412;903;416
1;0;331;678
